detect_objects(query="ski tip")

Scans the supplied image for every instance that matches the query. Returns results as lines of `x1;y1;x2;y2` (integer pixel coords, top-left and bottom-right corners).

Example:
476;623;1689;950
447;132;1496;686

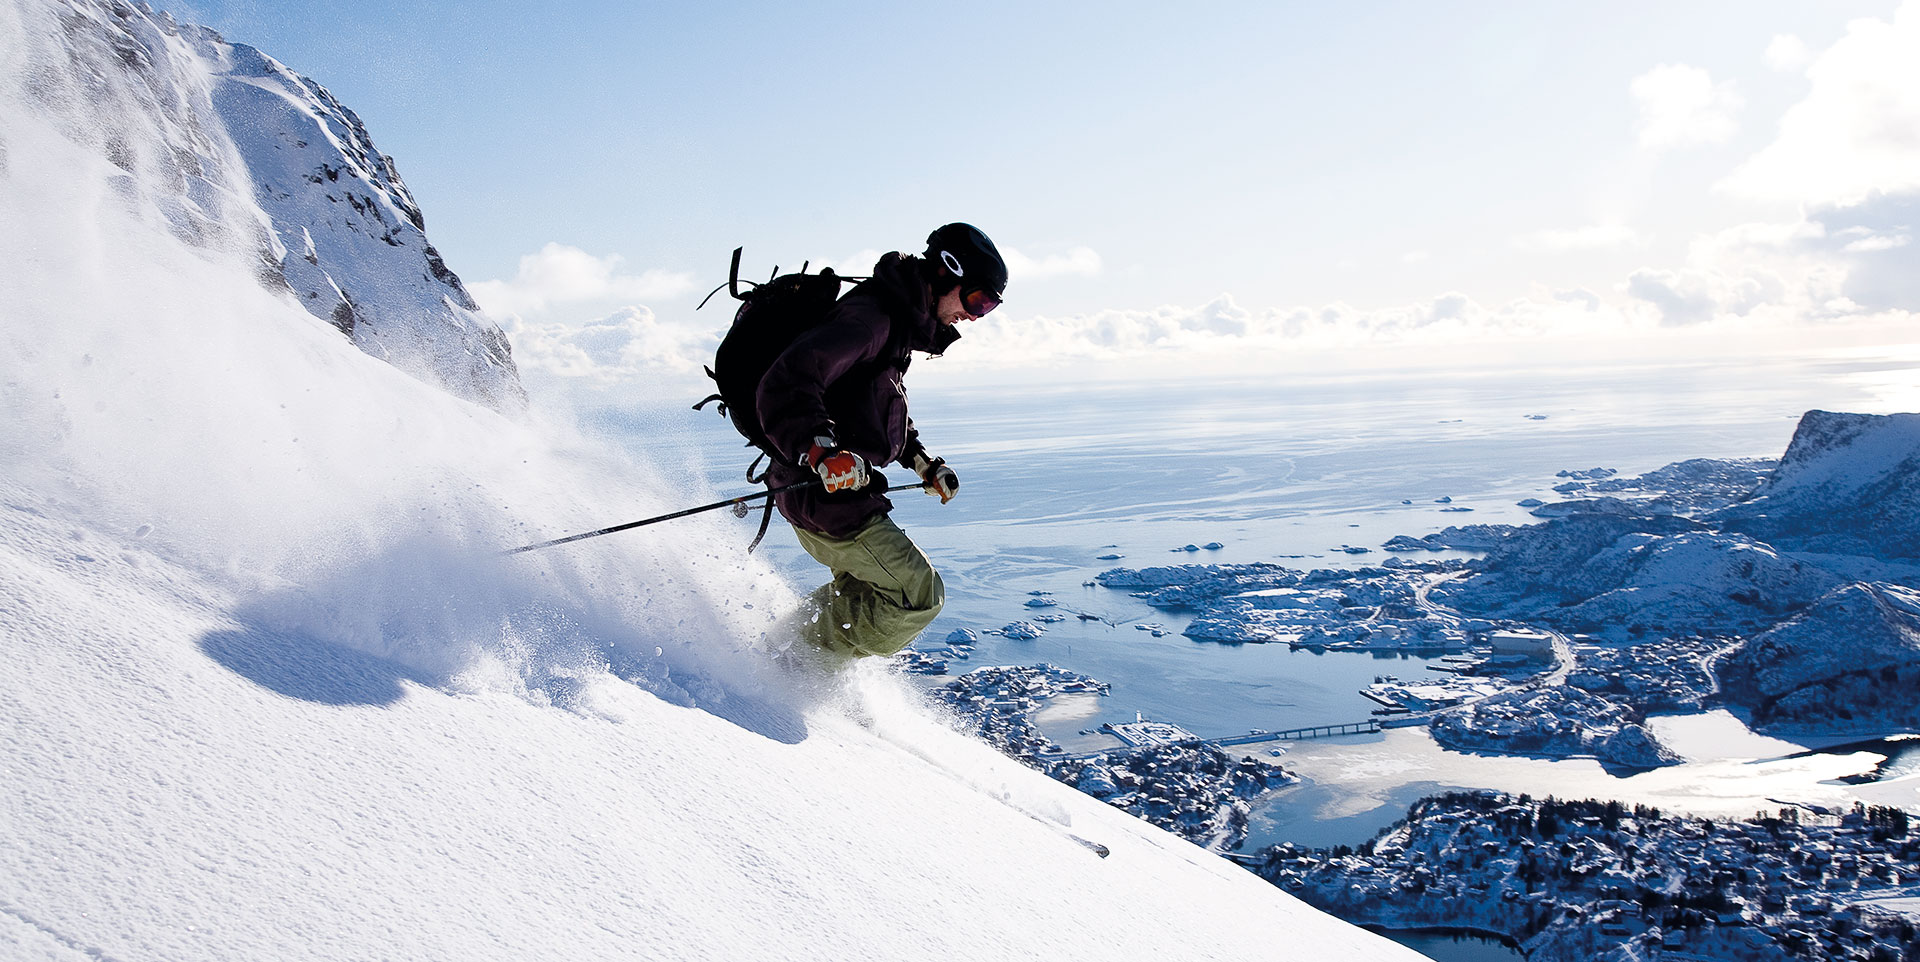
1071;835;1111;858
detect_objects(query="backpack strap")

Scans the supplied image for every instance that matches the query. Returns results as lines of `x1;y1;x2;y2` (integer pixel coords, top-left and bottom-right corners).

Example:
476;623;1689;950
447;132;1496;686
692;367;726;413
695;247;749;310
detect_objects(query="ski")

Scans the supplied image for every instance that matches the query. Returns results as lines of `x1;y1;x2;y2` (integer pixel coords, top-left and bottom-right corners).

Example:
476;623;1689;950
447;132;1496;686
856;721;1111;858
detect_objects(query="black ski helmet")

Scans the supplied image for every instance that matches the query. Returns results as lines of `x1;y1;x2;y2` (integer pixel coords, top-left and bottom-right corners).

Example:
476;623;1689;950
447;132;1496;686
925;223;1008;298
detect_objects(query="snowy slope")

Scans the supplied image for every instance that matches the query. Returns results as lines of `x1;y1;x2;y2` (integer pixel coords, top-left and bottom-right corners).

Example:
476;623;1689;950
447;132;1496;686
0;2;1425;959
3;488;1420;962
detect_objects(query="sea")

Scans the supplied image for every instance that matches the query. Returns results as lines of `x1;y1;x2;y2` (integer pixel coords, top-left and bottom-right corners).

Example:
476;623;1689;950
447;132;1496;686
605;352;1918;961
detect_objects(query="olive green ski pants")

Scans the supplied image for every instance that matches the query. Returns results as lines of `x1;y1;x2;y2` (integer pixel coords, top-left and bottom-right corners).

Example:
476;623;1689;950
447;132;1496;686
791;514;945;660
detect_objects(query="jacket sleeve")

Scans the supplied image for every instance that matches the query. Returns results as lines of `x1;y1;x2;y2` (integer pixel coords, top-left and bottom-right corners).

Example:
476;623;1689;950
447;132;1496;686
899;417;926;466
756;301;889;463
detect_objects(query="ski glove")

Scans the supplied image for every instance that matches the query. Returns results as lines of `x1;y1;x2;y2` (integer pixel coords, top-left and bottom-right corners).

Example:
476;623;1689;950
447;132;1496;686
910;452;960;504
805;437;868;493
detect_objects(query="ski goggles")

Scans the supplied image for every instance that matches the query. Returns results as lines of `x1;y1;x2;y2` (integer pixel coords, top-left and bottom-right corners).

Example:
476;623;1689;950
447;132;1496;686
961;286;1001;318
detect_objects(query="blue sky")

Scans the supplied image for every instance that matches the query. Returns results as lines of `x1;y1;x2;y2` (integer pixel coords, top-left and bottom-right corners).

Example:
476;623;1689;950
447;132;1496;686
173;0;1920;390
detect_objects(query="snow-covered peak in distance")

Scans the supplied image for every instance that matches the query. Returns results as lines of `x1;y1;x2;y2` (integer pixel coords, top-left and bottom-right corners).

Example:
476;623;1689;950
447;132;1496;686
18;0;524;412
1713;410;1920;559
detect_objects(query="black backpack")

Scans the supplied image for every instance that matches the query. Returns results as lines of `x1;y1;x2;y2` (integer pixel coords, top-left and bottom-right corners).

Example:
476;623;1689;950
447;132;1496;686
693;248;862;547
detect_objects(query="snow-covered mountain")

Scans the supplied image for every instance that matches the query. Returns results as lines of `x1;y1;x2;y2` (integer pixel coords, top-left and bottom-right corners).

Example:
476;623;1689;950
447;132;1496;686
10;0;524;411
1713;410;1920;560
1719;582;1920;731
0;2;1425;958
1428;512;1843;636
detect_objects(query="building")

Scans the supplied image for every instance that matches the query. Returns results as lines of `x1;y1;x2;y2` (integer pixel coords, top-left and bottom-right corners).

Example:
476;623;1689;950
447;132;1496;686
1490;629;1555;663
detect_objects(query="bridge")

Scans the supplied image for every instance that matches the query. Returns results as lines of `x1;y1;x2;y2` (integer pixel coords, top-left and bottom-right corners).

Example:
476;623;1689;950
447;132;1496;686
1214;720;1382;746
1042;717;1412;762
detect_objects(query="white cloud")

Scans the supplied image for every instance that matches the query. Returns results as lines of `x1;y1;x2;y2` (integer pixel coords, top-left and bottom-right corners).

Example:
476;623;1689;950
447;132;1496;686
1514;224;1646;251
503;307;715;386
1807;192;1920;310
1625;268;1776;326
1626;188;1920;326
1765;34;1810;71
1631;64;1742;151
1401;250;1431;264
1554;289;1605;311
1001;246;1103;279
1720;3;1920;206
469;244;696;317
1841;233;1911;254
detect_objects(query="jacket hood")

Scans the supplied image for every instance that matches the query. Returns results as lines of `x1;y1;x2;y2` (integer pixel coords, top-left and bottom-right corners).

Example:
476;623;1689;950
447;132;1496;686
871;252;962;356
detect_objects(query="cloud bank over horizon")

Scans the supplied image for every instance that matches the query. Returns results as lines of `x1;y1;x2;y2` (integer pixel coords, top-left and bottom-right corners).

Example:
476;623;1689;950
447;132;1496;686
488;3;1920;401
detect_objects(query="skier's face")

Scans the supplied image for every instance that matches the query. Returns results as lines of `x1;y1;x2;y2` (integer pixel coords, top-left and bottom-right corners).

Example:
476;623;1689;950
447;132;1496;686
936;286;975;326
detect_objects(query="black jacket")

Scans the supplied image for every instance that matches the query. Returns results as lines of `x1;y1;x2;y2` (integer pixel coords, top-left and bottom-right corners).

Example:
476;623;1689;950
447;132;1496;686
755;252;960;537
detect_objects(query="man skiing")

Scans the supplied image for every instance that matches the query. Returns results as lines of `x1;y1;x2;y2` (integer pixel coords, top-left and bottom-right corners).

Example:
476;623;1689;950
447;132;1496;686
757;223;1008;662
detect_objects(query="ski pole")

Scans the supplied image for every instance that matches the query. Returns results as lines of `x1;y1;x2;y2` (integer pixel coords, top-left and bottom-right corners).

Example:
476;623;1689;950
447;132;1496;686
503;481;924;555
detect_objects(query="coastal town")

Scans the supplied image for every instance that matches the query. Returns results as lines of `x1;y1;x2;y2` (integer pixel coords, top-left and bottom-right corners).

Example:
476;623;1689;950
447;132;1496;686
1258;791;1920;961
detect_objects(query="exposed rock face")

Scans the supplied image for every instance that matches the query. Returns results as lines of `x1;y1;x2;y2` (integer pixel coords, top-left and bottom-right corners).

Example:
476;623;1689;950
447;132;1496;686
22;0;525;412
1712;411;1920;559
1719;582;1920;731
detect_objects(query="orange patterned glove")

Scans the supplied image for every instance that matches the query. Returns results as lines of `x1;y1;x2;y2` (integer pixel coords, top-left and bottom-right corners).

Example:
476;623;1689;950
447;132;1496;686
804;437;868;493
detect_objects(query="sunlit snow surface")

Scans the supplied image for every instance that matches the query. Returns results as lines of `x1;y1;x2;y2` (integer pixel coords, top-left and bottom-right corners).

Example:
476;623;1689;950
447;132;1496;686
0;1;1429;959
1244;714;1888;849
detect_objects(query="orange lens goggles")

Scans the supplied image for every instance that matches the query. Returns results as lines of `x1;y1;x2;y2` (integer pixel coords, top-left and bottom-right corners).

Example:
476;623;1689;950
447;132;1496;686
962;287;1001;318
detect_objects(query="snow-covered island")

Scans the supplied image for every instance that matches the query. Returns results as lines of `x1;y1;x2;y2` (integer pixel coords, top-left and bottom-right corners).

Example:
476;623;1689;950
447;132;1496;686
1259;791;1920;961
1095;560;1494;652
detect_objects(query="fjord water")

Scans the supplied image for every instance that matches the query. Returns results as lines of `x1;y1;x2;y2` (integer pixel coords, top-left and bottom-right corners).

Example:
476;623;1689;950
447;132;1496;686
610;354;1908;833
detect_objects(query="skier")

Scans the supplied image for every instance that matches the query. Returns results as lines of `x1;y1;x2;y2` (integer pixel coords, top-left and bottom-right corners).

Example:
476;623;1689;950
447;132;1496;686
757;223;1007;663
